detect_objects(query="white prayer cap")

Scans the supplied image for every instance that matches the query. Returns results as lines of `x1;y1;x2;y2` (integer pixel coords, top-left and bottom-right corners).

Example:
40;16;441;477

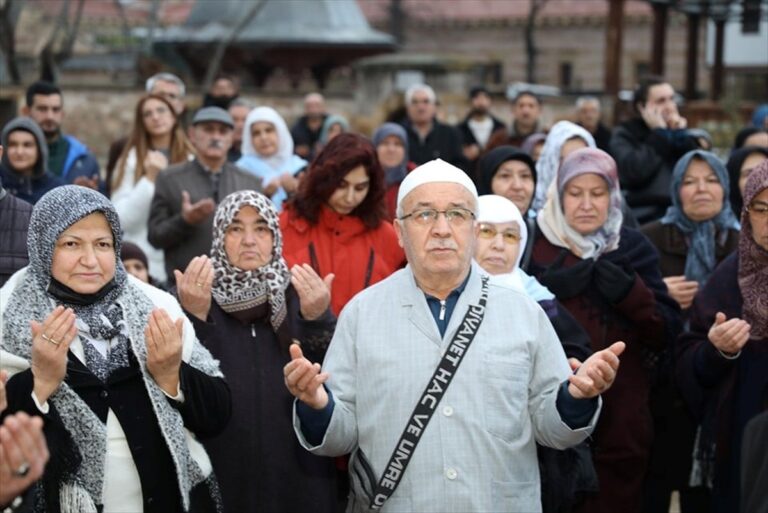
396;159;478;211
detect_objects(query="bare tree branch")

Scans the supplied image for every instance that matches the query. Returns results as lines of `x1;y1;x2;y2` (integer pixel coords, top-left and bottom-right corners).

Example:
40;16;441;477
143;0;161;55
113;0;133;53
202;0;268;91
0;0;24;84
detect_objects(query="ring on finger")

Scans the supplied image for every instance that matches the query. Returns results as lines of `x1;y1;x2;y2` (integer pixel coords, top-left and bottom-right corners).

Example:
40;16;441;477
13;462;31;478
195;282;203;287
41;333;51;343
49;338;61;346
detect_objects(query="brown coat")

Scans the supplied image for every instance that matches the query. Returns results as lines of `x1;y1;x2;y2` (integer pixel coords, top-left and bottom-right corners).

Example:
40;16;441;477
530;227;682;513
640;220;740;279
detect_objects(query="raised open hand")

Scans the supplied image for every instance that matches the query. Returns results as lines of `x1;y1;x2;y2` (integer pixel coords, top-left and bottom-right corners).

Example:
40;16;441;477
284;343;329;410
175;255;214;321
663;275;699;310
708;312;750;356
145;309;184;395
181;191;216;225
0;412;49;505
30;306;78;404
567;341;625;399
291;264;334;320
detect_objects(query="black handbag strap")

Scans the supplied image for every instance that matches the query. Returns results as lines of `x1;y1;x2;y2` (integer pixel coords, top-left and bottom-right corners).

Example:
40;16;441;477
369;276;490;509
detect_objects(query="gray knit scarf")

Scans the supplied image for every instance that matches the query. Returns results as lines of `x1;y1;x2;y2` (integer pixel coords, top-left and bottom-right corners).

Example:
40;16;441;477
1;186;223;512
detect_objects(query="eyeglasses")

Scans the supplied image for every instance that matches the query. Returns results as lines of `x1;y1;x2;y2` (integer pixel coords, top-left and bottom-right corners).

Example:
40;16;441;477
748;202;768;219
399;208;475;226
478;223;522;244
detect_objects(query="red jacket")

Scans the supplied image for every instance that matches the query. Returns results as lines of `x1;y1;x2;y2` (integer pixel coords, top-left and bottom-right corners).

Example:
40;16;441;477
280;205;405;316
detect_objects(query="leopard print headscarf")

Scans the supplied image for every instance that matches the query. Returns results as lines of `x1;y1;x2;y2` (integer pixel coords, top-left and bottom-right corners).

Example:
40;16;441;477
210;190;290;331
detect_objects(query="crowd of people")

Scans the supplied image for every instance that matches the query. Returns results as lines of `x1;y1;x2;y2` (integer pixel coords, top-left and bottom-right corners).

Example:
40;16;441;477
0;72;767;513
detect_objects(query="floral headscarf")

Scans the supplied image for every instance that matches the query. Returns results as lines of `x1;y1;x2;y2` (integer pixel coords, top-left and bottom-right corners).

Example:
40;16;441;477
532;121;596;211
738;159;768;339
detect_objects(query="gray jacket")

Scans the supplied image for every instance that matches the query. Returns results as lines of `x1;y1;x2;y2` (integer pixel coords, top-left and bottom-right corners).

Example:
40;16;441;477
147;159;262;282
294;263;600;513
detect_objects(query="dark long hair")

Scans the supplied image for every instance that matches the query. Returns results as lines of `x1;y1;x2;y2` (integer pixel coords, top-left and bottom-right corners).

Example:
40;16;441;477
289;133;387;228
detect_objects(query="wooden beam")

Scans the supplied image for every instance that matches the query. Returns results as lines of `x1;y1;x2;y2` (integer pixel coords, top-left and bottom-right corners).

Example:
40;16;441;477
711;18;725;100
685;12;700;100
604;0;625;96
651;2;668;76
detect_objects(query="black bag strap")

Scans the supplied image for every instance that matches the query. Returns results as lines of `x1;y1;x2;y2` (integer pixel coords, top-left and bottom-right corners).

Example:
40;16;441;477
369;276;490;509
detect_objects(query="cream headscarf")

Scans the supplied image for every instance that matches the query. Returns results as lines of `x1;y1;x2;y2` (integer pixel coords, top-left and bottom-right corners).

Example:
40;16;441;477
537;147;623;260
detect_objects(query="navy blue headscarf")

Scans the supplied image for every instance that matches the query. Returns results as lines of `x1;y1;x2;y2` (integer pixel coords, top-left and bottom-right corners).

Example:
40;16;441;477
661;150;740;285
372;123;409;187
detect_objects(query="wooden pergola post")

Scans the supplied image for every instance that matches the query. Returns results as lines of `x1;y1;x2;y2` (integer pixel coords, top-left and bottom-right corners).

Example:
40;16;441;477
711;16;726;100
685;12;700;100
604;0;625;96
651;1;669;76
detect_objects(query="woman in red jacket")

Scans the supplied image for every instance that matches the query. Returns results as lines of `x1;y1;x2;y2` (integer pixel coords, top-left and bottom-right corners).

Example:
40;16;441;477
280;133;405;316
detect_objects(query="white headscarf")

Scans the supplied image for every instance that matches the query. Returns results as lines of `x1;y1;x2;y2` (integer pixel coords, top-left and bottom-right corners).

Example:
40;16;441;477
477;194;554;301
240;106;295;171
532;121;596;212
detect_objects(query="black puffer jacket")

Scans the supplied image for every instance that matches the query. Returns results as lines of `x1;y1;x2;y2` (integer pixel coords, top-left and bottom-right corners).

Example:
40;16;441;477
0;183;32;287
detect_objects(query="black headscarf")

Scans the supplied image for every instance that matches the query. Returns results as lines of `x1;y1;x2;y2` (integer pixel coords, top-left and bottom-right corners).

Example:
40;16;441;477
477;145;536;198
726;146;768;217
732;127;768;151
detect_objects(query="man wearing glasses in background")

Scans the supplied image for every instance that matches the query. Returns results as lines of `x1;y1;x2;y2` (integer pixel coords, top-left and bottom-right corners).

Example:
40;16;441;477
285;159;625;512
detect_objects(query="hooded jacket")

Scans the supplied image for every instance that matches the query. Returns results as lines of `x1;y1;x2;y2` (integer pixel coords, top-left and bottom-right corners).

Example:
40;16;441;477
0;117;64;204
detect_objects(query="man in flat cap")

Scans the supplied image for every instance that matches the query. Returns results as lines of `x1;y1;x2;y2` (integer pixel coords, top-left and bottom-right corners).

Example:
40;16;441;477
148;107;263;284
285;159;626;512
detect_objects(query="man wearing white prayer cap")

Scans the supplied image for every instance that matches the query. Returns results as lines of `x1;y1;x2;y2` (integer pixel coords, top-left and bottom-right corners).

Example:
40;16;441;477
284;159;626;512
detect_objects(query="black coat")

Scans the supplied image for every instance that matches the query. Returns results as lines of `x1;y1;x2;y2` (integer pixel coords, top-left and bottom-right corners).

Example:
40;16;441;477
0;192;32;287
187;285;338;513
611;118;699;224
3;351;230;513
676;253;768;513
401;119;468;172
741;410;768;513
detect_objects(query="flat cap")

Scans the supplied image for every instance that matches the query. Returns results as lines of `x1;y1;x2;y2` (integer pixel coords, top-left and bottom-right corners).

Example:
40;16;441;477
192;106;234;128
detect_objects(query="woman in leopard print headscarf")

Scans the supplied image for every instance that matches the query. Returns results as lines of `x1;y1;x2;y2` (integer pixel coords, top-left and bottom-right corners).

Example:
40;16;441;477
175;190;339;512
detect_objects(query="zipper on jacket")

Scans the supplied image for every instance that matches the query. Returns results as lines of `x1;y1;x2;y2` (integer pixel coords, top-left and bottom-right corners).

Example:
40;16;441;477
251;324;256;338
439;300;446;321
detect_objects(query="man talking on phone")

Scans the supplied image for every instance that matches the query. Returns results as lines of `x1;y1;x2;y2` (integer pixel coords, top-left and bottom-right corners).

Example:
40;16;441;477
611;76;705;224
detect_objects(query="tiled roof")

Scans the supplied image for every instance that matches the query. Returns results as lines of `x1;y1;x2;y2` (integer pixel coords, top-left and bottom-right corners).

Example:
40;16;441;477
357;0;652;24
24;0;194;25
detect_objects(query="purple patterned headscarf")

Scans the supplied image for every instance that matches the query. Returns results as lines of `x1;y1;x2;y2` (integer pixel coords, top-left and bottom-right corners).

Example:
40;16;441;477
738;159;768;339
537;148;623;259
